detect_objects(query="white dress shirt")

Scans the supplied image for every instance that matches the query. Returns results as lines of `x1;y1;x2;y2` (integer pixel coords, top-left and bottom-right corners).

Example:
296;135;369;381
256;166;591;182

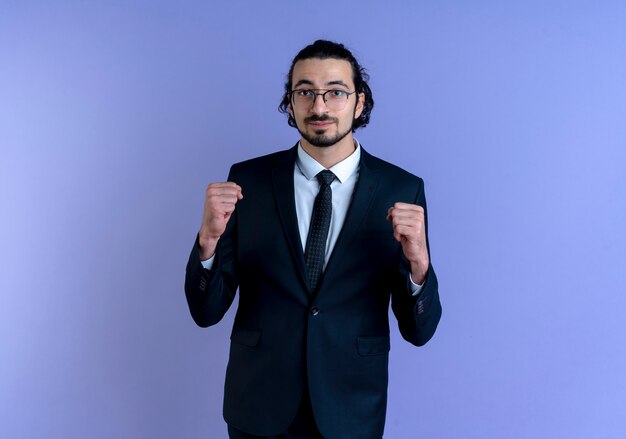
294;141;360;270
202;141;423;295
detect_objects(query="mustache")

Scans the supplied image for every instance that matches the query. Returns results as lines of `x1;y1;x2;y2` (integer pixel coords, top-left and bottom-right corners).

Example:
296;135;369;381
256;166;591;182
304;115;337;123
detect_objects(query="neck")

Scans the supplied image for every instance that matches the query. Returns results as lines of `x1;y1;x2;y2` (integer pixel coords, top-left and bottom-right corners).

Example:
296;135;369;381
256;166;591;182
300;134;356;169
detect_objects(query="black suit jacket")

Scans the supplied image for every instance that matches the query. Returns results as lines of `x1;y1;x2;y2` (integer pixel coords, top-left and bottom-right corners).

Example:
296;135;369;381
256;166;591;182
185;146;442;438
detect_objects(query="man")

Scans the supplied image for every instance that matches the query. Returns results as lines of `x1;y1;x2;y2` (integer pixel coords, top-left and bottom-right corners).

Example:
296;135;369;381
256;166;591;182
185;40;442;439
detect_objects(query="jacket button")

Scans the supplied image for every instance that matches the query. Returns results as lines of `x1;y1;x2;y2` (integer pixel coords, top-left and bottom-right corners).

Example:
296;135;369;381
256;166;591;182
309;306;320;316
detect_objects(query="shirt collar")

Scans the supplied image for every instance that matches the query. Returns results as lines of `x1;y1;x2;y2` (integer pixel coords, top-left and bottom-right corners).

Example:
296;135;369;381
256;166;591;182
296;139;361;184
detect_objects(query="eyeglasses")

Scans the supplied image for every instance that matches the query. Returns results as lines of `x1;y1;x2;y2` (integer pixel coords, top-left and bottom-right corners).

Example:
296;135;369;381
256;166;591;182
290;88;357;111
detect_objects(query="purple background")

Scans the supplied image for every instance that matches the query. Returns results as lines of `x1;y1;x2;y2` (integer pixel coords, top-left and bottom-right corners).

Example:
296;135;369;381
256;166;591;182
2;1;625;438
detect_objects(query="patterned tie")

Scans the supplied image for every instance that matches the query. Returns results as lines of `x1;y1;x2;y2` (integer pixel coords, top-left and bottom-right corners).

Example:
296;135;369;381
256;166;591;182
304;170;336;293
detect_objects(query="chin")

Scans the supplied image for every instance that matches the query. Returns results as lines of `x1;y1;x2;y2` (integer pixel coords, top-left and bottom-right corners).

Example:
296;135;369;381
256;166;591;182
310;140;335;148
296;121;352;148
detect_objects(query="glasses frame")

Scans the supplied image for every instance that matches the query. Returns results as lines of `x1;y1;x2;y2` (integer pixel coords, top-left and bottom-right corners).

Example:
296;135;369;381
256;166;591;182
289;88;357;110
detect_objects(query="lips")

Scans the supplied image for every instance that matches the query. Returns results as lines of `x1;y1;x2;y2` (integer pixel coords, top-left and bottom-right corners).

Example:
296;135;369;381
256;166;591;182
306;118;335;129
309;121;332;127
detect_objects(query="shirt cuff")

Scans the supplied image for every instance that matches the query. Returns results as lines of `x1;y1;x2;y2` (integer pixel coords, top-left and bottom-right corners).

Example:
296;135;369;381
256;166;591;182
201;255;215;270
409;273;424;297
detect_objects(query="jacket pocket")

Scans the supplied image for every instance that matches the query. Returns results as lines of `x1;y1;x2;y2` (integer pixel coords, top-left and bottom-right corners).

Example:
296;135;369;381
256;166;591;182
230;326;261;347
357;335;390;356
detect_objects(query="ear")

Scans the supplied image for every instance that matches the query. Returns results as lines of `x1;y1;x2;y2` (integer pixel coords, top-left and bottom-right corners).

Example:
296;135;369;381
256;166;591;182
354;92;365;119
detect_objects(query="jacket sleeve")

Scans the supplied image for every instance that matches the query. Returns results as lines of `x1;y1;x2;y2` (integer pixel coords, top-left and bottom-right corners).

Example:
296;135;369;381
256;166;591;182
184;168;239;328
391;178;442;346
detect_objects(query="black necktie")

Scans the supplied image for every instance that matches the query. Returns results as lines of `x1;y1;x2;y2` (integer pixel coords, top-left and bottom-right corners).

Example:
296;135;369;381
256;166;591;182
304;170;335;293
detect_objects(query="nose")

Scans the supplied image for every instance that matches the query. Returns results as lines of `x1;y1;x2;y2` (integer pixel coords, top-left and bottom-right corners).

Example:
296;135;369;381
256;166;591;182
310;92;328;114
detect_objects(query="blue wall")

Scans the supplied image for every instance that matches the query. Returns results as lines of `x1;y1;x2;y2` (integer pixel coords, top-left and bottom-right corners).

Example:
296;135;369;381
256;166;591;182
2;1;625;437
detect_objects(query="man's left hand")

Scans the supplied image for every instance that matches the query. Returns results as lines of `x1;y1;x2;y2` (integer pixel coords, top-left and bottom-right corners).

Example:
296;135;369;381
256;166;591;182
386;202;429;285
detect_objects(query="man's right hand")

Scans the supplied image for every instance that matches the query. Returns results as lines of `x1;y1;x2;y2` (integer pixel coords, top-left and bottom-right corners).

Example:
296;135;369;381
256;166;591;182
198;182;243;260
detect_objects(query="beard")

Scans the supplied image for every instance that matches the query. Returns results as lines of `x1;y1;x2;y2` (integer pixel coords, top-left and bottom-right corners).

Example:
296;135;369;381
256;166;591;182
296;113;354;148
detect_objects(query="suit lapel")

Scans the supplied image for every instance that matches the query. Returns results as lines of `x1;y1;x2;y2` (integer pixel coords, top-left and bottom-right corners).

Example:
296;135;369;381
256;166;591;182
271;146;309;290
320;148;380;291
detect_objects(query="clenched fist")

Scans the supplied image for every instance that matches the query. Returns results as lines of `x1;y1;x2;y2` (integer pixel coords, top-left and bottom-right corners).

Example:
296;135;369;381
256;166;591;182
386;202;429;284
198;182;243;260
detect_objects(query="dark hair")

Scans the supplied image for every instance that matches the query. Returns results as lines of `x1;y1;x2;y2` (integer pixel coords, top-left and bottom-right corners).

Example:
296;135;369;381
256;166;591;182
278;40;374;131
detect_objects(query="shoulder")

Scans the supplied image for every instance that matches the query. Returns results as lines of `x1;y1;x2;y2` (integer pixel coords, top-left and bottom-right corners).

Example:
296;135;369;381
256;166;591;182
361;147;424;186
226;146;296;186
361;147;429;205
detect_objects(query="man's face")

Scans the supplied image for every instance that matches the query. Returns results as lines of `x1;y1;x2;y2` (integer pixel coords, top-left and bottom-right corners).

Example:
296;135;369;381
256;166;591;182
289;58;364;148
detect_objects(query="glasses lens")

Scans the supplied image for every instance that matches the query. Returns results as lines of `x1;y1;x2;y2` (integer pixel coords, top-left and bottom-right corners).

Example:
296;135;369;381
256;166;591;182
324;90;349;111
292;90;313;108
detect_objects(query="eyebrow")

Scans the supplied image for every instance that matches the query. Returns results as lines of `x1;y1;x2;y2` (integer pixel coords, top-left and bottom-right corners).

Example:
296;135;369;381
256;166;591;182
327;80;350;89
293;79;314;89
292;79;351;89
